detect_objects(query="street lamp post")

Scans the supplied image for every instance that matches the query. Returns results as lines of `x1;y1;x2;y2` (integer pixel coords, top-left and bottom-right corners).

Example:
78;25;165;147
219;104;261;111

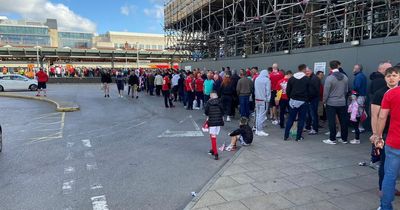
136;42;139;69
34;41;42;70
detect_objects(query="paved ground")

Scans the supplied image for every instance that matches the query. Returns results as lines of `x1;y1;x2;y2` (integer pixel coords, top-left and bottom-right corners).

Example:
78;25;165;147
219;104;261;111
188;120;400;210
0;84;238;210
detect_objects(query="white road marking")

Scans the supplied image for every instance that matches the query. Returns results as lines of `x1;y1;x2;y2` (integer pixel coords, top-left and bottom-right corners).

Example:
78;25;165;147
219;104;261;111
86;163;98;171
158;130;204;138
82;139;92;148
66;142;74;148
32;112;60;120
65;153;73;161
90;184;103;190
84;151;95;158
91;195;109;210
28;112;65;144
64;167;75;174
62;180;74;194
126;121;146;129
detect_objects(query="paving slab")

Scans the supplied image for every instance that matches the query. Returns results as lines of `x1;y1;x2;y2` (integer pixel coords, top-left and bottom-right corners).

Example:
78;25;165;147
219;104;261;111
240;194;295;210
185;119;400;210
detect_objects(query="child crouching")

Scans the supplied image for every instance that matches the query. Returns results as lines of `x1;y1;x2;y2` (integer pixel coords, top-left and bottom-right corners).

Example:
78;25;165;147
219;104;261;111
204;91;224;160
226;117;253;151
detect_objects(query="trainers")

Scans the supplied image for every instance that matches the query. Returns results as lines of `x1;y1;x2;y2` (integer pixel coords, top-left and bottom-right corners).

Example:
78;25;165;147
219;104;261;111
256;131;269;136
338;139;348;144
226;116;231;122
208;150;213;155
324;131;330;135
194;107;200;110
296;137;304;142
323;139;337;145
272;120;279;125
308;130;317;135
225;145;236;151
252;126;256;131
336;132;341;138
350;139;360;144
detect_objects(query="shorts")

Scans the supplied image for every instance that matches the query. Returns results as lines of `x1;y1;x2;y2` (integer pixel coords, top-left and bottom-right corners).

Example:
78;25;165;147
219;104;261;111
38;82;47;89
269;90;277;107
117;83;124;90
209;126;220;135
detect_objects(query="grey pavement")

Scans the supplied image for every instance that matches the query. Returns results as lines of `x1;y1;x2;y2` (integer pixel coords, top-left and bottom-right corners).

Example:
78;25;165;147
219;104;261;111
187;121;400;210
0;91;80;112
0;84;238;210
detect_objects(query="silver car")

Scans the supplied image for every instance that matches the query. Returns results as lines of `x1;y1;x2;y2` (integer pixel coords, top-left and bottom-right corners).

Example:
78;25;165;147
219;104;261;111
0;74;38;91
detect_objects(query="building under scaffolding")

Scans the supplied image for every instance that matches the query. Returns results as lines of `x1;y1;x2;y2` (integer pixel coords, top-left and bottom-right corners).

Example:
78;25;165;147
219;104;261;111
164;0;400;59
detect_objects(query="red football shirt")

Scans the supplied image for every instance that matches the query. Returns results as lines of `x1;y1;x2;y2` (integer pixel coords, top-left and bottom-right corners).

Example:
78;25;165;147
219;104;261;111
269;71;284;91
162;76;170;91
185;77;193;92
195;78;204;92
381;86;400;149
276;78;289;100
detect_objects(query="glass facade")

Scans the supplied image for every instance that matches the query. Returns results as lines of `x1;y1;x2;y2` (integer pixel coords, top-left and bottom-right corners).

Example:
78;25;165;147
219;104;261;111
58;32;93;49
0;25;51;46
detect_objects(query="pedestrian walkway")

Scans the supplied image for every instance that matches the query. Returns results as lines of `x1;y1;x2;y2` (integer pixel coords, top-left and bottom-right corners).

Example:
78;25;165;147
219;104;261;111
186;122;399;210
0;92;79;112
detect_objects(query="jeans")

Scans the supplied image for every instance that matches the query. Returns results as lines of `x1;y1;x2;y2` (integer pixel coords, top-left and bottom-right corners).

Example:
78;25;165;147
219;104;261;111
306;97;319;132
148;85;154;95
187;91;195;109
381;145;400;210
156;85;162;96
279;99;289;128
162;90;173;107
284;102;308;140
350;117;361;140
196;91;204;108
326;105;348;141
239;95;250;118
379;146;386;191
183;91;188;106
255;101;267;131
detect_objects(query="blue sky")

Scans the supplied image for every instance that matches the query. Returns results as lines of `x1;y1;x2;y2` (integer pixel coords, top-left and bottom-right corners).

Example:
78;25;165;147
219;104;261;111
0;0;165;34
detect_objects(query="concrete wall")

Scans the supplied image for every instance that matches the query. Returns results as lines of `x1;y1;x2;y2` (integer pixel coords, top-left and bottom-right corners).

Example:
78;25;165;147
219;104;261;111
181;36;400;84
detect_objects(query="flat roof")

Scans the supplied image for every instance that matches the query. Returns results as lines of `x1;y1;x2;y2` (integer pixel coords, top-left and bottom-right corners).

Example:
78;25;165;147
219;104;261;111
107;31;164;38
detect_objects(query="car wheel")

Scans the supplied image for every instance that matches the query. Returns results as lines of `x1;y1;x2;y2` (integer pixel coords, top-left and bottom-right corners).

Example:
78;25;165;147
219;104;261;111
29;84;38;91
0;126;2;152
0;85;4;92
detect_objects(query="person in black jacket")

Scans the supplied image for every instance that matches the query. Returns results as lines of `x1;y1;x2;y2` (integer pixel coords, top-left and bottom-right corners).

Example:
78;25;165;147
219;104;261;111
305;68;321;134
128;71;139;99
284;64;310;141
219;72;235;121
226;117;253;151
204;91;224;160
101;69;112;97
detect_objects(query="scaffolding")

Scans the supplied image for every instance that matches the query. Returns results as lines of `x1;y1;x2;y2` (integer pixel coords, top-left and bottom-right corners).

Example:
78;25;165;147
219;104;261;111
164;0;400;59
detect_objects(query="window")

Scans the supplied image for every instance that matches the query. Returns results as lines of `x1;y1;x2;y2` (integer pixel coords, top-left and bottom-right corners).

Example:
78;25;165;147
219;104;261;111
1;76;11;80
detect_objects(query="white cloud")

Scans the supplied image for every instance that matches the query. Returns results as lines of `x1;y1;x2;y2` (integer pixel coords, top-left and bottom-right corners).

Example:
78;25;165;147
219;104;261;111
0;0;96;33
143;4;164;19
120;4;137;16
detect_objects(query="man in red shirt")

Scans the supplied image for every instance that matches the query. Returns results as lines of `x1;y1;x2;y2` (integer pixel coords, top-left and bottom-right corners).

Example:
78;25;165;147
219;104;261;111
35;68;49;97
269;63;284;125
195;72;204;109
375;66;400;210
275;70;292;128
185;72;195;110
162;72;174;108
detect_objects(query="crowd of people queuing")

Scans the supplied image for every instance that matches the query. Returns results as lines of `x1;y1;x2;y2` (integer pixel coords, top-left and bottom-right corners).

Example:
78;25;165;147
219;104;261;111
99;61;400;209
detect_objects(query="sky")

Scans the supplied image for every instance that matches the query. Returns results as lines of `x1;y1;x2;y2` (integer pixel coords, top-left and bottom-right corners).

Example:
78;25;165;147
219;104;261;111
0;0;165;34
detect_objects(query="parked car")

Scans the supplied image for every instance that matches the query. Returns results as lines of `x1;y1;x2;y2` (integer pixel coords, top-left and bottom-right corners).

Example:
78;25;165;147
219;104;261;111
0;74;38;91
